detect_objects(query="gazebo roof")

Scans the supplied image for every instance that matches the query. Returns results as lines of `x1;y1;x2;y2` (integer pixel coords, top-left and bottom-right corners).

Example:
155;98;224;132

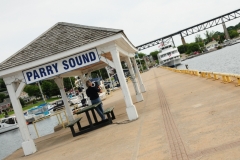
0;22;123;71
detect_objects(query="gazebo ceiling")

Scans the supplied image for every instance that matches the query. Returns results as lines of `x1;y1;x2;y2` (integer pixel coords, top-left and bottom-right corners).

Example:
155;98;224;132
0;22;124;71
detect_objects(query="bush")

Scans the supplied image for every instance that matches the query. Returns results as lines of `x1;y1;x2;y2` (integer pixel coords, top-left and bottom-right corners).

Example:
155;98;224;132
32;99;37;104
0;88;7;92
217;46;222;49
177;44;189;54
19;98;25;107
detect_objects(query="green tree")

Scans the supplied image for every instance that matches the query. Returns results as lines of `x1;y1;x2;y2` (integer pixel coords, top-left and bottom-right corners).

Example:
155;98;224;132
0;93;5;102
63;77;76;92
213;31;225;43
186;43;200;54
229;30;239;39
24;84;40;97
177;44;189;54
0;78;6;89
150;50;159;60
41;81;53;97
195;34;202;43
136;52;146;58
19;98;25;107
204;30;215;43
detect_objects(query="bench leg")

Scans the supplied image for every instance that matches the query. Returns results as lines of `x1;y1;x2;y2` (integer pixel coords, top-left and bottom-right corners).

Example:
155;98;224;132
111;111;116;120
91;109;98;123
77;121;81;132
106;113;112;124
70;126;76;137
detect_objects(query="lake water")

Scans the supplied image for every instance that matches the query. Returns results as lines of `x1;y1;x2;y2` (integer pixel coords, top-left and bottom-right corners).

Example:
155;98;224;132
177;43;240;74
1;43;240;159
0;114;67;159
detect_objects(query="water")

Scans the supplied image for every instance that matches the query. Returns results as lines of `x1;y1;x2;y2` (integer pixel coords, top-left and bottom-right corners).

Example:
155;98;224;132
0;114;66;159
177;43;240;74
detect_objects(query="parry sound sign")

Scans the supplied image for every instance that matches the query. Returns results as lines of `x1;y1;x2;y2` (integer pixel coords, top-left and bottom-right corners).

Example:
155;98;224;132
23;48;99;84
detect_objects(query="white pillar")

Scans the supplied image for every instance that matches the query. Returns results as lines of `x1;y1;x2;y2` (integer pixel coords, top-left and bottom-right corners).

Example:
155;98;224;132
132;57;146;93
125;57;144;102
54;77;74;122
5;82;37;156
110;48;138;120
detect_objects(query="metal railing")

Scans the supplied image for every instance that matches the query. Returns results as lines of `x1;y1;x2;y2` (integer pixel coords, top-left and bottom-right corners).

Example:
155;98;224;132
161;67;240;86
33;109;69;138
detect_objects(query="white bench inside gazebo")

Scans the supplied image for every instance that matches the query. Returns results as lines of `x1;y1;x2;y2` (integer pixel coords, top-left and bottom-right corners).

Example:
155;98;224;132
0;22;146;156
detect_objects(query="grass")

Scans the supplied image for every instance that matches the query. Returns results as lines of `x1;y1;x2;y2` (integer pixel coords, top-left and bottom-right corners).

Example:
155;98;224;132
0;97;61;119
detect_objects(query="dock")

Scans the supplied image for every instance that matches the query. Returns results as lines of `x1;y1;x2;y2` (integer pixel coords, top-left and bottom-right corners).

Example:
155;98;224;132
5;67;240;160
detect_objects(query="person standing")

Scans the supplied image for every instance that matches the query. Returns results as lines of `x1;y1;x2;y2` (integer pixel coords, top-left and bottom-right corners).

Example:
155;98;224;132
86;80;105;120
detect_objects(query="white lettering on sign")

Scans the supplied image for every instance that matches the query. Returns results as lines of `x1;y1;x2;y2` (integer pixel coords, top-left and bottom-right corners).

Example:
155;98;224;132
23;48;99;84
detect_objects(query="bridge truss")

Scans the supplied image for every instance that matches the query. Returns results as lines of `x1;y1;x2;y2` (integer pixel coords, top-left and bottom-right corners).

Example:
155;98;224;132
137;8;240;51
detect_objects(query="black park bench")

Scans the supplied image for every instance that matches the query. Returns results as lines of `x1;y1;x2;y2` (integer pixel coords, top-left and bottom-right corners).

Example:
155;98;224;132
103;107;115;123
66;117;82;137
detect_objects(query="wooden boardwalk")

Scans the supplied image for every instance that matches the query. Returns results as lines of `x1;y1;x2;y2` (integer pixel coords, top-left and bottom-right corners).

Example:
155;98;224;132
5;68;240;160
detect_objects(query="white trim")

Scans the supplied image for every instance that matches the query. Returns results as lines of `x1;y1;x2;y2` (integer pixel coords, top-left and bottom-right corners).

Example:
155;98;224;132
116;45;135;57
120;35;138;52
100;57;115;68
16;82;26;98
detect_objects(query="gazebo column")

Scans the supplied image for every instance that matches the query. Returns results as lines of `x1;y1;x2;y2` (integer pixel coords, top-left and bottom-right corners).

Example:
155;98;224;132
5;80;36;156
132;57;146;93
125;57;144;102
54;77;74;122
110;48;138;120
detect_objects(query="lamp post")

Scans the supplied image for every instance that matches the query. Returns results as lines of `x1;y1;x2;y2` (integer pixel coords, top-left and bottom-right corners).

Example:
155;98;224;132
37;81;46;103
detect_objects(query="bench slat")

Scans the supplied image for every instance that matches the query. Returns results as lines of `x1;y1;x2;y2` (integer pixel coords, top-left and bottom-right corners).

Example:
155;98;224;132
104;107;114;114
66;117;82;127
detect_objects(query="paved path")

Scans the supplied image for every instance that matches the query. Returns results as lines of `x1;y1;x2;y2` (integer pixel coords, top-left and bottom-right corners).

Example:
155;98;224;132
5;68;240;160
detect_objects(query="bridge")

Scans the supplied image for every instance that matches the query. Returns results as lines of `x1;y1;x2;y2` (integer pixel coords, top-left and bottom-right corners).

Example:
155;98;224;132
136;8;240;51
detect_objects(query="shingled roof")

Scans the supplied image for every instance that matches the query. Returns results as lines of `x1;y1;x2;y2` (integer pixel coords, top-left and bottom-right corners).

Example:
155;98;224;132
0;22;123;71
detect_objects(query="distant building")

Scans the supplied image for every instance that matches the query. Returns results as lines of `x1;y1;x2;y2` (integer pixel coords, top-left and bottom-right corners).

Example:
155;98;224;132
237;29;240;34
0;98;11;113
205;40;218;51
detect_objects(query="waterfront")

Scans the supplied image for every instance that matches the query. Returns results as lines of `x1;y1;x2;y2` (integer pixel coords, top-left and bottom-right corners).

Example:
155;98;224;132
0;114;66;159
1;43;240;159
178;43;240;74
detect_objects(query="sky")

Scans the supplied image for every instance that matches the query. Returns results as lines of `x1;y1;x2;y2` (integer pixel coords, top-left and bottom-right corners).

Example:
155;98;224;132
0;0;239;63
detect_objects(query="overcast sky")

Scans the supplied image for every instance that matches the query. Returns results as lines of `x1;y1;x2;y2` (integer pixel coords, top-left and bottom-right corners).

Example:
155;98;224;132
0;0;239;63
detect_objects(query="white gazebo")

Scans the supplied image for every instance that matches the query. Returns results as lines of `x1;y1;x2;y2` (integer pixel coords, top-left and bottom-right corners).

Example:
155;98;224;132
0;22;146;156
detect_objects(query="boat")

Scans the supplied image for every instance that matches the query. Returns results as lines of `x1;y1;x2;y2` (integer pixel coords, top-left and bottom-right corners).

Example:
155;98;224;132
0;116;19;134
157;43;181;67
24;103;53;124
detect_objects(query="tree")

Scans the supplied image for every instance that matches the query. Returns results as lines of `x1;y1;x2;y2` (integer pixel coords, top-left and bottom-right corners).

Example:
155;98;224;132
227;26;236;31
19;98;25;107
213;31;225;43
177;44;189;54
0;93;5;102
229;30;239;39
0;78;6;89
63;77;76;92
136;52;146;58
195;34;202;43
186;43;200;54
41;81;53;97
24;84;40;97
150;50;159;60
204;30;215;43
